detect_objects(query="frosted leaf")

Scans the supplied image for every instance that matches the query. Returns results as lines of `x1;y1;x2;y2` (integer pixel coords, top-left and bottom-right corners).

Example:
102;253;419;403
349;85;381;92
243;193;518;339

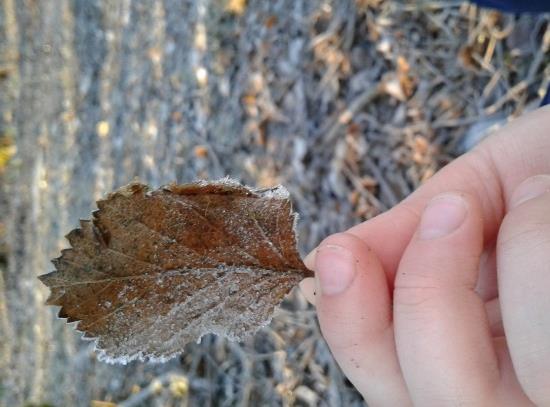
38;179;311;363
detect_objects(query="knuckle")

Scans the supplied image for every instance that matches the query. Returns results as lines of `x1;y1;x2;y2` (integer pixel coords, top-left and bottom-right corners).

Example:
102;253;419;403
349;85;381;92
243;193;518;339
396;256;478;289
393;285;442;321
396;260;445;287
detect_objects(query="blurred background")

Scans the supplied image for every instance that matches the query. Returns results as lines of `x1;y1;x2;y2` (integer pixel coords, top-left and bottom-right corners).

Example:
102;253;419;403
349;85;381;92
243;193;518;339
0;0;548;405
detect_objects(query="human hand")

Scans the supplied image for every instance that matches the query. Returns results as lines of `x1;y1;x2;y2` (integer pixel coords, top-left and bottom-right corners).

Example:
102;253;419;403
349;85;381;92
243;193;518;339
299;106;550;406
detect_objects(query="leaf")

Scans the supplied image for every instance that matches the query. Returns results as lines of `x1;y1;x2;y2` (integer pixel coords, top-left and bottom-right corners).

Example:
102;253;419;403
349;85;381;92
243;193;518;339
39;178;312;363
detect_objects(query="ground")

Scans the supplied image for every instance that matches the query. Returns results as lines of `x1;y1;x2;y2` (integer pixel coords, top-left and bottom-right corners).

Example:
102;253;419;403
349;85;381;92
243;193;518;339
0;0;548;406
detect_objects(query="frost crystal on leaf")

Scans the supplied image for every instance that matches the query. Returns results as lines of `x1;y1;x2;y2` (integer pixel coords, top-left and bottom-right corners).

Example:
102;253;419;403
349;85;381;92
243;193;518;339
38;179;311;363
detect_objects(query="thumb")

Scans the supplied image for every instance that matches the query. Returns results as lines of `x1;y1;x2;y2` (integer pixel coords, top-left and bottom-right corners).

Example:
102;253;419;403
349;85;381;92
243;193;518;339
498;174;550;405
310;232;411;406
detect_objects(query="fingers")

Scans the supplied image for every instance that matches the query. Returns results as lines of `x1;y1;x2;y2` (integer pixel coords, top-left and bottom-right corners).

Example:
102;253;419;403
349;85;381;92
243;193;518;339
498;175;550;405
303;277;506;335
299;108;550;404
394;192;500;405
313;233;411;406
346;106;550;282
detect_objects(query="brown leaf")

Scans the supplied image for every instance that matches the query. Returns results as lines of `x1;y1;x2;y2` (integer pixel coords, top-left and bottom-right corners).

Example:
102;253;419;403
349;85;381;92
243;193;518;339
39;179;311;363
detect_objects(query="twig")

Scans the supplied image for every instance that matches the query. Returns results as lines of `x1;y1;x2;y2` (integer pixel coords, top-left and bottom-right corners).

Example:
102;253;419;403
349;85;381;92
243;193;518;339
341;163;387;212
432;115;488;129
484;81;527;115
363;156;399;208
322;86;380;147
526;25;549;84
401;1;462;11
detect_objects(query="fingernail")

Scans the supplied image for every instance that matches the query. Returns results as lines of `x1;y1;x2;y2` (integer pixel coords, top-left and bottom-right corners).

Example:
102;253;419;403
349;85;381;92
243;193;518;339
303;249;317;270
419;193;468;240
509;175;550;209
315;245;357;296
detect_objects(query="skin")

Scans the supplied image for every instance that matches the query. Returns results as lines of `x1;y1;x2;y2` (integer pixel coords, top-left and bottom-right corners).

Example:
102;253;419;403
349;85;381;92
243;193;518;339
299;105;550;406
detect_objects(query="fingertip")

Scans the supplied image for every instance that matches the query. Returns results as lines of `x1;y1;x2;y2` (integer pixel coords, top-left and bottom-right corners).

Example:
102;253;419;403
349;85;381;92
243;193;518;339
298;277;317;306
395;191;485;291
315;244;358;296
417;192;468;240
507;174;550;210
315;232;392;334
406;191;484;272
